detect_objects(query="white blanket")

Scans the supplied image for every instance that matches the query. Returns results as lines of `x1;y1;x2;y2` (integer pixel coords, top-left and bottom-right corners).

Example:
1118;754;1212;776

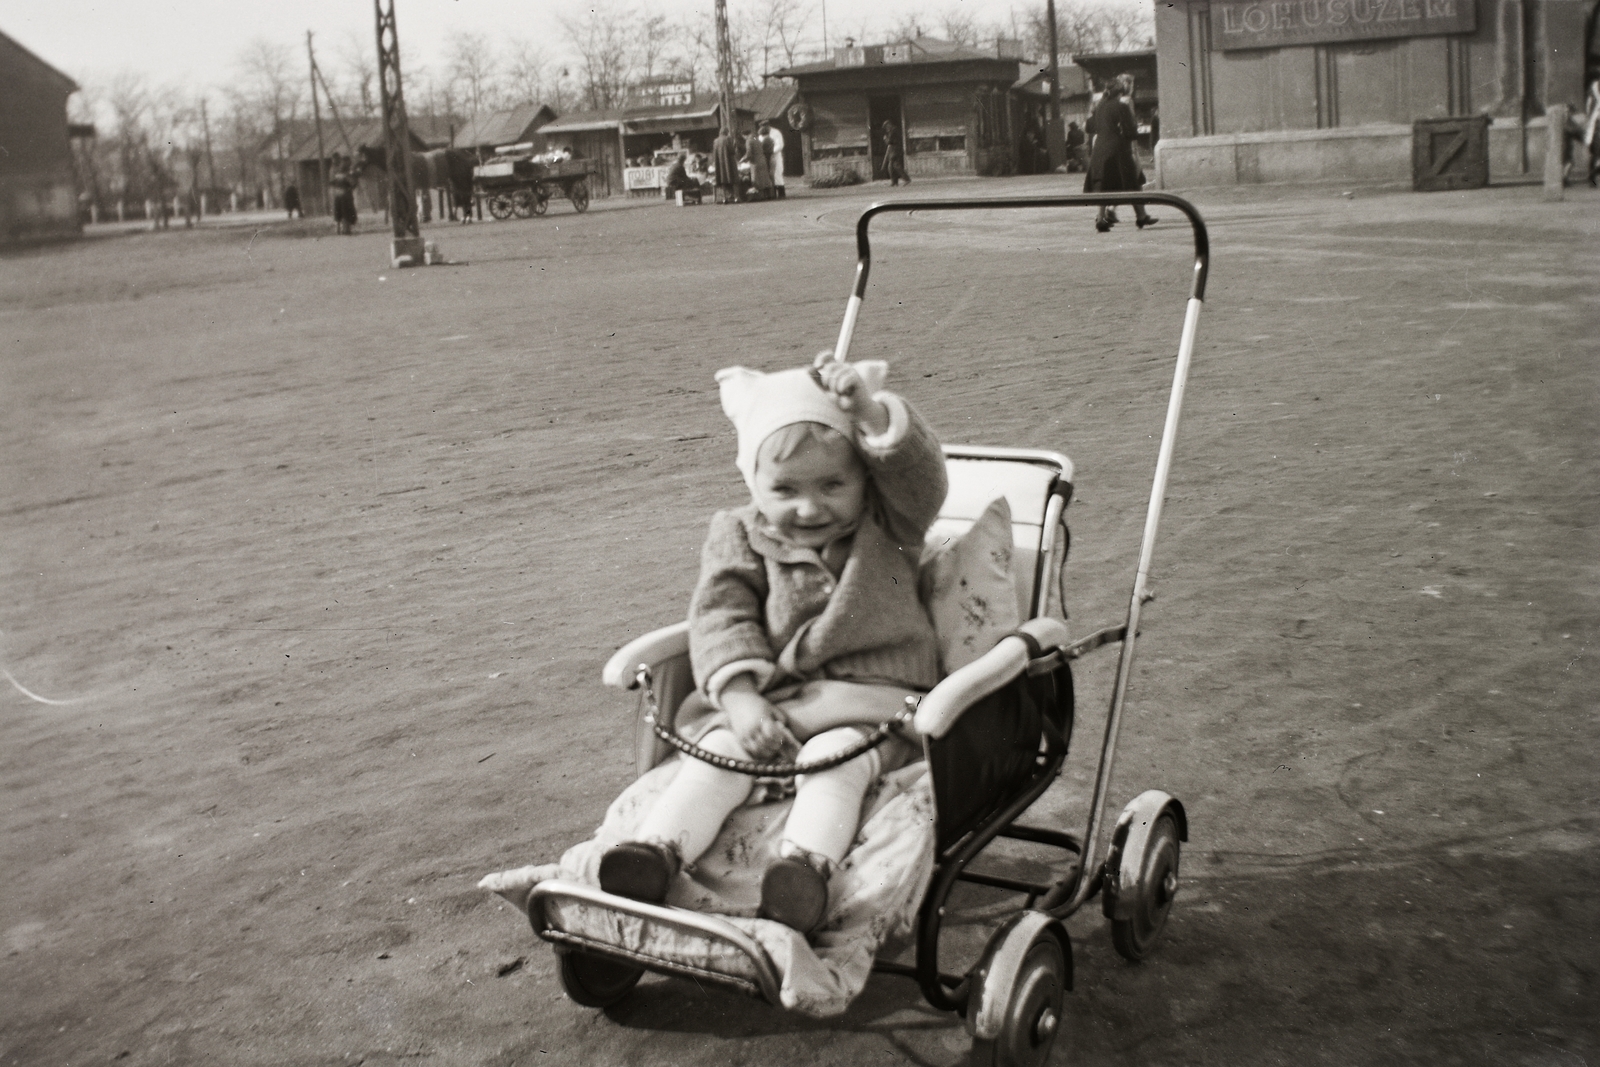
480;755;936;1017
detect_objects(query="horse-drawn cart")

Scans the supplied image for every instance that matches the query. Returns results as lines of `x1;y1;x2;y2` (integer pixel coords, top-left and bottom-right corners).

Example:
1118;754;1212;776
473;153;596;219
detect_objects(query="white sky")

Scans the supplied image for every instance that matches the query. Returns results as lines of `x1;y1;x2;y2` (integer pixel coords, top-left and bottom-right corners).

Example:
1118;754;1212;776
5;0;1085;100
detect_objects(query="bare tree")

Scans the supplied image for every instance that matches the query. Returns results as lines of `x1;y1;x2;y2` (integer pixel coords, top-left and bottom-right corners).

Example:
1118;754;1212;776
752;0;813;74
561;2;637;110
104;72;151;204
237;39;303;198
938;9;987;47
336;30;378;118
446;31;503;128
1025;0;1154;61
505;38;558;108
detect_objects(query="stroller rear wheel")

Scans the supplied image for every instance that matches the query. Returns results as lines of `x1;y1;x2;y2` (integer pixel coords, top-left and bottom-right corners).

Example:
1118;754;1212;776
1109;813;1181;962
557;949;643;1007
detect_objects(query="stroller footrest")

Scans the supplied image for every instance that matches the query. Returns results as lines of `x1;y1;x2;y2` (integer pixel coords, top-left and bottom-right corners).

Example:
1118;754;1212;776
529;880;784;1005
541;928;765;1000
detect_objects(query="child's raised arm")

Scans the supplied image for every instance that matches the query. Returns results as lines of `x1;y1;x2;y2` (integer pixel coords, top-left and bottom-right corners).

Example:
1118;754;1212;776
812;353;947;545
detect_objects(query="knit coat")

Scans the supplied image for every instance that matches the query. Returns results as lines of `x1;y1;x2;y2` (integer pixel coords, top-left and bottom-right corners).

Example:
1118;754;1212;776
689;396;948;704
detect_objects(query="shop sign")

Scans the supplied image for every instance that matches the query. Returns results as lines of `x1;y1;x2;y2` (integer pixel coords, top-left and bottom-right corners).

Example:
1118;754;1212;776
1210;0;1475;49
624;165;670;190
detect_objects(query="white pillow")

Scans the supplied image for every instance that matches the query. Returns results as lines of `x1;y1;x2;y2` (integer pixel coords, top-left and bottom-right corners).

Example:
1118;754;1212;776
919;496;1021;674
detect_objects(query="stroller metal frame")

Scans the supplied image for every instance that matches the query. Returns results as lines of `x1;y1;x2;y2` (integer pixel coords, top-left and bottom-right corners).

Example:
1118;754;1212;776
521;193;1211;1065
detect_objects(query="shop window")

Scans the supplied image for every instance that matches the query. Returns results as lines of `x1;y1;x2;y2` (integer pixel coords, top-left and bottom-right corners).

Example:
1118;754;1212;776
811;144;870;159
937;135;966;152
907;136;939;154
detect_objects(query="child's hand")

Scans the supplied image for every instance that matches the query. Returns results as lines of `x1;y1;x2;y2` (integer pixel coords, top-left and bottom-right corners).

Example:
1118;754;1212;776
813;352;889;436
723;688;800;761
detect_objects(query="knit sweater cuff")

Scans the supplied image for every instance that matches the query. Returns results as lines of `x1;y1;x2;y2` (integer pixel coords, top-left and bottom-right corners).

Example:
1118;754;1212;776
858;392;909;455
705;658;778;709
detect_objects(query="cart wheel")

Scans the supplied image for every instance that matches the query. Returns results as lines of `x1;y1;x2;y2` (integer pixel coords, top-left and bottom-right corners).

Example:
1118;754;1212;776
967;914;1070;1067
1110;813;1181;962
511;189;537;218
531;186;549;216
488;193;515;220
569;180;590;213
557;949;643;1008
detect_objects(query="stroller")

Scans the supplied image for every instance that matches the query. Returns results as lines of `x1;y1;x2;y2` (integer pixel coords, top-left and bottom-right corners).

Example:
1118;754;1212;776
486;194;1211;1066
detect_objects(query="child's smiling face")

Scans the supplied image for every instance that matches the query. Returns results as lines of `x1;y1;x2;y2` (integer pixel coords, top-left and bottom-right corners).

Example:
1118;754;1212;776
752;431;867;549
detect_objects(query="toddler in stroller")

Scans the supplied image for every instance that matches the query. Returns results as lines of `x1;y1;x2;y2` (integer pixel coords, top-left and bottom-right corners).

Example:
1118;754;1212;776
599;353;947;936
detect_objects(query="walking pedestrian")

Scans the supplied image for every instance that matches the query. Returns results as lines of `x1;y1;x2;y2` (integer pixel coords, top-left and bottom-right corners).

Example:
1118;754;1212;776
1084;79;1155;232
881;121;910;186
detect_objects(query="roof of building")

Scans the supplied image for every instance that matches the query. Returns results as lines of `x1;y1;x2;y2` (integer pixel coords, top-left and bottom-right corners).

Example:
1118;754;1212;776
453;103;557;148
773;37;1029;78
286;117;428;161
739;83;798;122
542;95;753;135
1012;63;1092;97
0;28;78;93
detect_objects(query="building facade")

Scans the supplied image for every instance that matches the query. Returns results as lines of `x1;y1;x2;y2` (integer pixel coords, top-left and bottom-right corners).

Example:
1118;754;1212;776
1;29;80;244
1153;0;1595;186
777;38;1046;182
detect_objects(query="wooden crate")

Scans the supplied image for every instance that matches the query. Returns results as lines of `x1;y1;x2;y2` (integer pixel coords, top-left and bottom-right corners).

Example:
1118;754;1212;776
1412;115;1491;192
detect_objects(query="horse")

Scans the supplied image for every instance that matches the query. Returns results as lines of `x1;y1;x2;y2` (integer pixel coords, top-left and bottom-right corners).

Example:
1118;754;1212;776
413;148;477;223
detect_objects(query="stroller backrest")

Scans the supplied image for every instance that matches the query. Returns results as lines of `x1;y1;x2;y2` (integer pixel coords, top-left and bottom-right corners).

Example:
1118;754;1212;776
928;446;1074;621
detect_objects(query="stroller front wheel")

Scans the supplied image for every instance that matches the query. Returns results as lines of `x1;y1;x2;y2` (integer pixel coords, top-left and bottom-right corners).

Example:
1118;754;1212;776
968;914;1070;1067
557;948;644;1007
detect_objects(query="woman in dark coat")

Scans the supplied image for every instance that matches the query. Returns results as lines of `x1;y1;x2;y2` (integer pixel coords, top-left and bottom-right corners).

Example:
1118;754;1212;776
712;128;742;203
1084;81;1156;232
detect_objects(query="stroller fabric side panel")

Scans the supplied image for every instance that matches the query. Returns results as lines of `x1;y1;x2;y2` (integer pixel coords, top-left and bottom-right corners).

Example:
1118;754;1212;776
481;757;936;1017
927;663;1074;853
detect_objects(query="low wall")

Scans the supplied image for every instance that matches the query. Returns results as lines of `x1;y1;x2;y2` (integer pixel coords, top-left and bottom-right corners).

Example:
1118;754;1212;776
1;173;79;245
1155;117;1550;189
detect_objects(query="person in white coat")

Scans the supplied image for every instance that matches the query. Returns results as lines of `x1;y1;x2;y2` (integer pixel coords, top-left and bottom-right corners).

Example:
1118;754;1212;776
763;121;787;199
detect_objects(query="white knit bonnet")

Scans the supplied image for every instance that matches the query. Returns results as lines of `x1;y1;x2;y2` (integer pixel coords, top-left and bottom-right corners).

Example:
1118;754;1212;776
716;360;888;487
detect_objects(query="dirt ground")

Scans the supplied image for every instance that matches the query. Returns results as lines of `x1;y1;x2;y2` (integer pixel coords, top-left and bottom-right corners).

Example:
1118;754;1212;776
2;176;1596;1067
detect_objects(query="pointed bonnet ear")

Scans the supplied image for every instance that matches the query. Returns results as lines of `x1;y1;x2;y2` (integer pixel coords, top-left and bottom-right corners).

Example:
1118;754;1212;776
852;359;888;395
716;366;764;422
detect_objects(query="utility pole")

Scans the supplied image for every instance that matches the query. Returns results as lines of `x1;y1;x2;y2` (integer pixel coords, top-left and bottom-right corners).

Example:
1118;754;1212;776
1045;0;1066;170
200;97;217;198
374;0;422;264
308;32;329;216
714;0;737;137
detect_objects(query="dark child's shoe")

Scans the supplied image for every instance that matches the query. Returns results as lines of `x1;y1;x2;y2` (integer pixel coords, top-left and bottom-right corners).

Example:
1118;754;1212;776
759;851;831;934
1136;214;1159;229
1095;218;1112;233
599;841;681;903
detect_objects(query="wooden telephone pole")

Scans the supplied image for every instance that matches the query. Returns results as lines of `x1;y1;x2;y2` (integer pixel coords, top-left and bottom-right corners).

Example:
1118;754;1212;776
375;0;423;264
307;32;329;215
1045;0;1066;170
714;0;737;136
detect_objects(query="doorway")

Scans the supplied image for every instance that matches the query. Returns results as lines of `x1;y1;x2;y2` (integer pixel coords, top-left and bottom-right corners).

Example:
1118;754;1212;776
868;95;904;179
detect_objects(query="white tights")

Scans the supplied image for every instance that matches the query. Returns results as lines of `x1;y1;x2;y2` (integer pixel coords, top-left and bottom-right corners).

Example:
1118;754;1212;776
634;726;888;866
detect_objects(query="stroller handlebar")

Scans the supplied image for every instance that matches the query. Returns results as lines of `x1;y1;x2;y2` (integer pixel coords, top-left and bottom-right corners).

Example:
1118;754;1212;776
831;193;1210;363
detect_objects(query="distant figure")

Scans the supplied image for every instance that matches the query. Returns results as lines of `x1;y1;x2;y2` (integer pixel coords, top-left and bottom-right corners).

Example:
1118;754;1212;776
284;183;302;219
1020;127;1041;175
663;152;703;203
881;121;910;186
1084;81;1154;232
330;155;359;235
744;126;774;200
712;126;742;204
1065;121;1086;172
762;120;786;199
